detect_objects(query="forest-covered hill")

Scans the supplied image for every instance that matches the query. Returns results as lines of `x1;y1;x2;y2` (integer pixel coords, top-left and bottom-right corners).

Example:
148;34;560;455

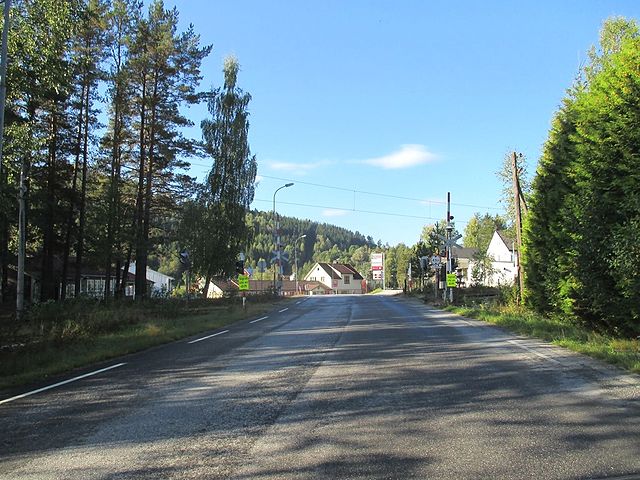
244;210;379;280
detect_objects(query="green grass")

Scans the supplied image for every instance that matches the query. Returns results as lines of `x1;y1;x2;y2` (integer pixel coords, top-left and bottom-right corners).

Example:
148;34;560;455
445;304;640;374
0;297;284;390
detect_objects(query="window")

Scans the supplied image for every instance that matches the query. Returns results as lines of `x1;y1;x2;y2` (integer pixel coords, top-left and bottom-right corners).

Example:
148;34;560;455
344;275;350;284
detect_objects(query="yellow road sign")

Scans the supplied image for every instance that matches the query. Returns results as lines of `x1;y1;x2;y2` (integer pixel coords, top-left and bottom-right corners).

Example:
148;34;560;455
238;275;249;291
446;273;457;288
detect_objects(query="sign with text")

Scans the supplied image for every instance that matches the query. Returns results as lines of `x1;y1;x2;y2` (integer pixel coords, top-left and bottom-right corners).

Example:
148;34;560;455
446;273;457;288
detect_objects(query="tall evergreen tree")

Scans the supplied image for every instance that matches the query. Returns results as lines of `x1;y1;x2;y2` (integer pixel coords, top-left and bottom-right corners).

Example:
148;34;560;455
127;0;210;300
523;17;640;334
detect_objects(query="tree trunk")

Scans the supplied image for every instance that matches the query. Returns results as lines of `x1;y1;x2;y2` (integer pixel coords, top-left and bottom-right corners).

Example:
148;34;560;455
40;109;60;301
75;81;91;297
134;74;147;301
61;82;85;300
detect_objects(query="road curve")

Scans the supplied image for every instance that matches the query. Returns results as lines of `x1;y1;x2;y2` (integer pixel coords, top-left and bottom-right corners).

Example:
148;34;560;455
1;295;638;479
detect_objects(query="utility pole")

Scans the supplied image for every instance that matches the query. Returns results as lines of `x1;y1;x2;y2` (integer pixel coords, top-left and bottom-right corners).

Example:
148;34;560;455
512;152;525;302
0;0;10;304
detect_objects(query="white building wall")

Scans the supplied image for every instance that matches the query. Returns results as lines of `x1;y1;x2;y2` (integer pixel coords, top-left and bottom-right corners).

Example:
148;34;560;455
485;232;518;286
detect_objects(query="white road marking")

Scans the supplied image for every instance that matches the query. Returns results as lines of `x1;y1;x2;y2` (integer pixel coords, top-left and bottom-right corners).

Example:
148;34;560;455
0;363;127;406
507;340;561;364
188;330;229;344
250;316;269;324
279;308;289;313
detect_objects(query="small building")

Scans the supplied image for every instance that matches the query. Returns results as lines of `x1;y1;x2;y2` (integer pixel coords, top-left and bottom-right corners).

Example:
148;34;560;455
483;230;518;286
303;262;365;294
451;246;479;287
129;263;175;297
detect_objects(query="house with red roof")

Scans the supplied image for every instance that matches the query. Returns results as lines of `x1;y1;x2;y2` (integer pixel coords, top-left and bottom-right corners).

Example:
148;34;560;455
303;262;365;294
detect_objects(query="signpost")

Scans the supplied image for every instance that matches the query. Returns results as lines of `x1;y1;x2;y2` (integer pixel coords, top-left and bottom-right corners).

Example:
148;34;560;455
371;253;385;290
238;274;249;291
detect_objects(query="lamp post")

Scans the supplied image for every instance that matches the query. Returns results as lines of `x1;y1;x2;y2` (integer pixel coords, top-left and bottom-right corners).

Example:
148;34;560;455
294;234;306;295
272;183;294;294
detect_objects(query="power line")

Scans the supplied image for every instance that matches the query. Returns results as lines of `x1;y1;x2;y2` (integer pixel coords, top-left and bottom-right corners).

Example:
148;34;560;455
257;174;503;212
186;162;504;213
252;198;471;225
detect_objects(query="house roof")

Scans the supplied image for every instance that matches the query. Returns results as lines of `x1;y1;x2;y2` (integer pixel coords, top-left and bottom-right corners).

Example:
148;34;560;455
451;246;478;260
304;281;333;292
314;262;364;280
331;263;364;280
496;230;516;251
317;263;341;279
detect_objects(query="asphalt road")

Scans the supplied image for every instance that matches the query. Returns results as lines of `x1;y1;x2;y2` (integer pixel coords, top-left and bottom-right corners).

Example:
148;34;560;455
1;294;639;479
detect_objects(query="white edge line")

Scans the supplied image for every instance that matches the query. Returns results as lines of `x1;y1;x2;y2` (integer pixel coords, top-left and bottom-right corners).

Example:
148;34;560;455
188;329;229;344
0;363;127;406
250;316;269;324
507;340;561;364
279;308;289;313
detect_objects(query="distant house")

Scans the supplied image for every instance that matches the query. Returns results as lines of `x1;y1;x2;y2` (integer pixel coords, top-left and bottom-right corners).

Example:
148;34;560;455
128;263;175;297
450;246;479;287
303;262;365;294
482;230;518;286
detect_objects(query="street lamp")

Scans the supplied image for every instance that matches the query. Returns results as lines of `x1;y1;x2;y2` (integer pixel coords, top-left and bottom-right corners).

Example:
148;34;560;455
294;234;306;295
272;183;294;294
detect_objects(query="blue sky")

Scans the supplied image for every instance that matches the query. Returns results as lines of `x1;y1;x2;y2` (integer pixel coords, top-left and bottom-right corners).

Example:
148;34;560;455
162;0;640;246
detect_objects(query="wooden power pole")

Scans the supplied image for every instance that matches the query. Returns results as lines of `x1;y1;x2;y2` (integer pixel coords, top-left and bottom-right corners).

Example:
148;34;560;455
512;152;525;302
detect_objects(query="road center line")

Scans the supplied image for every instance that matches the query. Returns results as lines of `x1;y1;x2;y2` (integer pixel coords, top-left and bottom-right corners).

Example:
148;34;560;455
507;340;561;364
250;316;269;324
0;363;127;406
279;308;289;313
188;330;229;344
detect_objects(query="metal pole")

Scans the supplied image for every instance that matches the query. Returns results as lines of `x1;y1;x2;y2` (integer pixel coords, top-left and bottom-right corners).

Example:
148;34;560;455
294;234;306;295
0;0;11;305
0;0;10;177
446;192;454;303
272;183;293;295
16;162;25;320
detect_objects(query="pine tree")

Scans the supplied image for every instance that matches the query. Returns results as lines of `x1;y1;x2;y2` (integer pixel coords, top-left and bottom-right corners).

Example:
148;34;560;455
127;0;210;300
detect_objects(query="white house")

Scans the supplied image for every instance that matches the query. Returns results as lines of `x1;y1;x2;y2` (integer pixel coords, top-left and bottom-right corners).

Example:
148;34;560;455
128;263;175;296
483;230;518;286
303;263;365;294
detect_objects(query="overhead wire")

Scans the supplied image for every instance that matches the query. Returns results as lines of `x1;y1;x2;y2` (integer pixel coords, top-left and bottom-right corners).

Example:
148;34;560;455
186;161;505;217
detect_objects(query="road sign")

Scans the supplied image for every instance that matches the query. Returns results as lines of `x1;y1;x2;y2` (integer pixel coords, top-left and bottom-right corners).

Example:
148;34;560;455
437;234;463;249
238;275;249;291
257;259;267;273
446;273;457;287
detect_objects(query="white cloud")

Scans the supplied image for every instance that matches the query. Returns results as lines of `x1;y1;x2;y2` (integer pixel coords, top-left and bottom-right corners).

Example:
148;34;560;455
322;209;349;217
361;144;437;169
254;175;264;184
268;160;333;175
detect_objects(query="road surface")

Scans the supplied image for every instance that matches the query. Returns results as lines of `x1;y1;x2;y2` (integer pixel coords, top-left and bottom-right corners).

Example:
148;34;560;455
1;294;639;479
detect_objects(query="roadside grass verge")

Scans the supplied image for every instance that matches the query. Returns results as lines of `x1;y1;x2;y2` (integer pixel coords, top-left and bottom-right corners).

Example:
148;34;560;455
445;304;640;374
0;296;283;390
